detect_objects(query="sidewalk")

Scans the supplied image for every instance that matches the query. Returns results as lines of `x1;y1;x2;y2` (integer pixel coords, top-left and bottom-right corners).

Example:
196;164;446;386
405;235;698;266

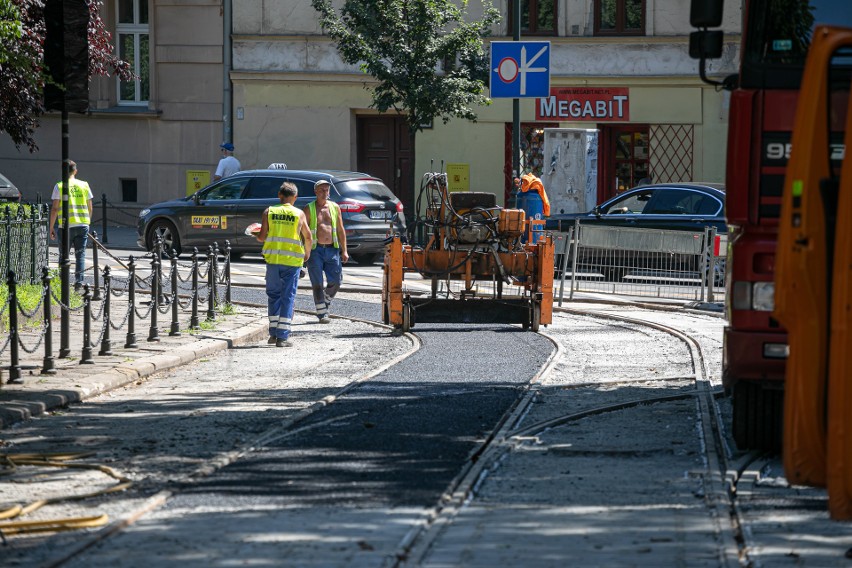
0;293;269;429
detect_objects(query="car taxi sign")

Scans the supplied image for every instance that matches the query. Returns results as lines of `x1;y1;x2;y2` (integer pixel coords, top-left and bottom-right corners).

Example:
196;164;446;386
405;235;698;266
268;163;288;170
490;41;551;99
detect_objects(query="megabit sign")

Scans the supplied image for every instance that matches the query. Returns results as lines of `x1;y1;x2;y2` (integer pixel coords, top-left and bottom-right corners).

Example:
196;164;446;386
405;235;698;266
536;87;630;121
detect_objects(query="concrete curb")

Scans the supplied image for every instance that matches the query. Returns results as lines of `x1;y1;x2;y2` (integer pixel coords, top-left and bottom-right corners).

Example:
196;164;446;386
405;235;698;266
0;317;269;429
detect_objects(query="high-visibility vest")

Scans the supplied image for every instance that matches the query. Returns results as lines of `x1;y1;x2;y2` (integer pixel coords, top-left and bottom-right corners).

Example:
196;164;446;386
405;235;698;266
262;203;304;266
307;200;340;249
56;179;91;226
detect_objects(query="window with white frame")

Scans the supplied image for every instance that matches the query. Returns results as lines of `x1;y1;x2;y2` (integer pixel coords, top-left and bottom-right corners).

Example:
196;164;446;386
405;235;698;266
116;0;149;105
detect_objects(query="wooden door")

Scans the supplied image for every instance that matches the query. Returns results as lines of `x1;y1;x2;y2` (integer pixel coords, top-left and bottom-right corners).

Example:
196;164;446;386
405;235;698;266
357;116;414;213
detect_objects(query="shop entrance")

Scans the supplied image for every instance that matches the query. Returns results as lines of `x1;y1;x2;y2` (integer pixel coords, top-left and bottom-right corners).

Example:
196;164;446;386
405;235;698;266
598;124;650;199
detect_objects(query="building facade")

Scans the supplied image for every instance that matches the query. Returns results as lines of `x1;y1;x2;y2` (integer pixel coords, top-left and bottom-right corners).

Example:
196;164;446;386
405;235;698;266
0;0;740;219
231;0;740;214
0;0;226;211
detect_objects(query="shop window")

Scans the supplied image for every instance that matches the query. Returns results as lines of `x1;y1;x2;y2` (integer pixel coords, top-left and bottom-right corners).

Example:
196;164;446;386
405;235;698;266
612;127;649;192
503;122;558;204
595;0;645;36
121;179;137;202
117;0;150;105
508;0;557;36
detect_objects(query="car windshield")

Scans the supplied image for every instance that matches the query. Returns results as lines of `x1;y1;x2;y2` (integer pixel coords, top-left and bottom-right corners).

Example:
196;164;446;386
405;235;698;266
644;189;722;215
201;178;248;200
603;191;651;214
336;179;394;201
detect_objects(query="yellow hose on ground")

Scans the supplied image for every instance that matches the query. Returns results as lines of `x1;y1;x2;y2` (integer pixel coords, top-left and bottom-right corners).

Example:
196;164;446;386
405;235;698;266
0;514;109;535
0;452;131;536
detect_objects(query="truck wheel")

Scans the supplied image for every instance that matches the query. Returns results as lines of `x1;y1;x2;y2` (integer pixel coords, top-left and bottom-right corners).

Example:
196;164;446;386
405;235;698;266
732;381;783;452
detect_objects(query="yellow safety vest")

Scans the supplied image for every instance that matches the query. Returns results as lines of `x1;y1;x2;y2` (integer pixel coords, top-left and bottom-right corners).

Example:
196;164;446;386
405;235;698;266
56;179;91;227
307;200;340;249
262;203;305;266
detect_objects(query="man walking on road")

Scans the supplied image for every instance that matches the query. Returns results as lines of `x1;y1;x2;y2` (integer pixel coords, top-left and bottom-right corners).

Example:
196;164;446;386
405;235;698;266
304;179;348;323
256;182;312;347
214;142;241;181
49;160;93;291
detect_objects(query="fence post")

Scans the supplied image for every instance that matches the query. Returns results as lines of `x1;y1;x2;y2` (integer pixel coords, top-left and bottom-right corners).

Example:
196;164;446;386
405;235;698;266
707;226;717;304
169;252;181;336
190;248;200;330
212;242;219;311
557;230;572;307
569;219;581;301
125;256;138;348
7;270;22;383
41;267;56;374
30;206;37;283
207;246;215;321
99;266;113;356
90;230;101;301
148;253;160;342
3;206;10;280
224;240;232;306
101;193;108;244
81;284;94;364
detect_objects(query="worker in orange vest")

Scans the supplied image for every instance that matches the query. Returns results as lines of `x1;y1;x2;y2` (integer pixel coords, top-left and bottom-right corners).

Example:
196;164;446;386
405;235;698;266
519;173;551;217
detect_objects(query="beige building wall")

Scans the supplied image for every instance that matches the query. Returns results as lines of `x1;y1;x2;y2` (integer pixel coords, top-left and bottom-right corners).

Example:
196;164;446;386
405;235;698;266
0;0;225;210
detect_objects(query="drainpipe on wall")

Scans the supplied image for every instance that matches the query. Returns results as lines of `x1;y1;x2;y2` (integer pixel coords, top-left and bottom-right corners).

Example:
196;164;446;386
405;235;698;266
223;0;232;144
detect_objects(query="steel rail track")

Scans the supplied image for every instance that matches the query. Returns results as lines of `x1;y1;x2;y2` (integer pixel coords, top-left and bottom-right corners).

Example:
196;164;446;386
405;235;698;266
394;306;748;568
43;307;421;568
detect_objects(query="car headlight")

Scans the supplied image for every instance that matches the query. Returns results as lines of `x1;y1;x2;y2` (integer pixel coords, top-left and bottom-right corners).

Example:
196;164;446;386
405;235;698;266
139;208;151;217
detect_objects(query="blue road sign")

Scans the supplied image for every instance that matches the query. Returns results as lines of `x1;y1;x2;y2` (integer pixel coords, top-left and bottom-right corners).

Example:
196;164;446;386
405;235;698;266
490;41;551;99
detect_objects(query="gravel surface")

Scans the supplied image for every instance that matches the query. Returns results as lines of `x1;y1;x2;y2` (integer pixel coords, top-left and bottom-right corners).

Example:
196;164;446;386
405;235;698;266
2;294;847;567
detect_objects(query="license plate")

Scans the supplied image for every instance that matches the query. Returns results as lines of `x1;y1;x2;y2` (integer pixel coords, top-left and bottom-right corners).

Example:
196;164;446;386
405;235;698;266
369;210;393;220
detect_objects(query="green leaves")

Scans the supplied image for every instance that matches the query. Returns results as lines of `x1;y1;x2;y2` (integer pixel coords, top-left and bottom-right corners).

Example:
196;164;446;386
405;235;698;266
311;0;500;136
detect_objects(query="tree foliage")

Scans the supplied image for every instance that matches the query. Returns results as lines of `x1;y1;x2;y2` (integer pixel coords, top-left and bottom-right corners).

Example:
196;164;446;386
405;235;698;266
0;0;132;152
311;0;500;136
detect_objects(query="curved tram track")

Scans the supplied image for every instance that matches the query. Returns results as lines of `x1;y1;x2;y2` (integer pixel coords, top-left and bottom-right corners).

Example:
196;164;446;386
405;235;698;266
4;285;747;567
396;305;746;567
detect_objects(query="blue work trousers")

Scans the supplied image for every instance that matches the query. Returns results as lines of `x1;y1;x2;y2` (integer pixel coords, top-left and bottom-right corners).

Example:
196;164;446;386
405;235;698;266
59;226;89;285
306;245;342;319
265;263;300;340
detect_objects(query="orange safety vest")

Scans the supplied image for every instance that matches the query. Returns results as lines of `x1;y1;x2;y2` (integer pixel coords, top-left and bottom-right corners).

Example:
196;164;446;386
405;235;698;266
519;173;551;217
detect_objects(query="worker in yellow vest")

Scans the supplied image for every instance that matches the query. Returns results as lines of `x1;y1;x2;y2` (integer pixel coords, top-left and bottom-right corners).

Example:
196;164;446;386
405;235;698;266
49;160;93;291
303;179;349;323
256;182;312;347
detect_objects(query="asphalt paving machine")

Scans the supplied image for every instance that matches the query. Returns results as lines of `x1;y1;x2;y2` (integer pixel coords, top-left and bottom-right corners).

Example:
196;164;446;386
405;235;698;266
382;171;554;332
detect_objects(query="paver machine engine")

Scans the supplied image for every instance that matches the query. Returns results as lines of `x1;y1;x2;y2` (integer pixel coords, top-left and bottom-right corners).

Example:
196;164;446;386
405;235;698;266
382;171;554;332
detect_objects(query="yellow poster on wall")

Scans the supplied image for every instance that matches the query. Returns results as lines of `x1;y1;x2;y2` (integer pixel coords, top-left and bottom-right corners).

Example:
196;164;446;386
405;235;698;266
446;163;470;192
186;170;211;196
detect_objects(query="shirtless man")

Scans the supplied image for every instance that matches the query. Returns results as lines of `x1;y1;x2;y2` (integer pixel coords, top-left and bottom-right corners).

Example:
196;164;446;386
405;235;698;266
303;179;349;323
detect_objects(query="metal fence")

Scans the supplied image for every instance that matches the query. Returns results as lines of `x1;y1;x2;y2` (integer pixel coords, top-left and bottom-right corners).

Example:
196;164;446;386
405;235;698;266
1;204;51;285
554;221;725;304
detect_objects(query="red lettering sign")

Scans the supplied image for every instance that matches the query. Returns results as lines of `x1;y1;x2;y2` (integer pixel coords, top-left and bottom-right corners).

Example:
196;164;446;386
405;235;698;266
536;88;630;122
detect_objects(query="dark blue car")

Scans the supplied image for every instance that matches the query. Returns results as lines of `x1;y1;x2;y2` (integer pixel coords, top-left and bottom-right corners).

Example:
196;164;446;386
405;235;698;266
545;182;726;234
137;169;406;264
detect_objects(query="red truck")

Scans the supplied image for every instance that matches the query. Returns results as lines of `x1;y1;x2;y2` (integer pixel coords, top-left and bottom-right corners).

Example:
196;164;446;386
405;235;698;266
690;0;851;450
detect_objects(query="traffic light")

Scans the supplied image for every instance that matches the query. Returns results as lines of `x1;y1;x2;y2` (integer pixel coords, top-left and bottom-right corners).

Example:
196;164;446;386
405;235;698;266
43;0;90;113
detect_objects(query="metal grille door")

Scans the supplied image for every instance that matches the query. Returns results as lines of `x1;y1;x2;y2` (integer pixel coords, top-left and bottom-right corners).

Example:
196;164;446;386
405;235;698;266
649;125;694;183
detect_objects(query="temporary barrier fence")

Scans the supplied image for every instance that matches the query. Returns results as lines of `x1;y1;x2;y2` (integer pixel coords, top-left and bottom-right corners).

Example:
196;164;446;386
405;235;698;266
553;221;726;304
